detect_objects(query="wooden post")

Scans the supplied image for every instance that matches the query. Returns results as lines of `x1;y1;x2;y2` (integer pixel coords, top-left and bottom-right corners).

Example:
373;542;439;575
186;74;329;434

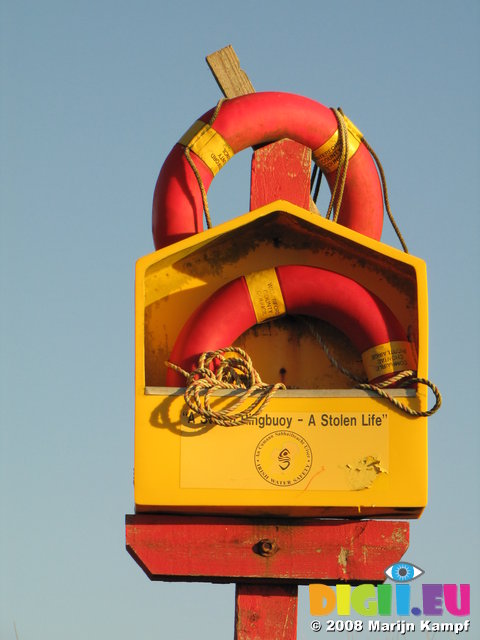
208;46;341;638
250;139;312;211
234;585;298;640
126;515;409;638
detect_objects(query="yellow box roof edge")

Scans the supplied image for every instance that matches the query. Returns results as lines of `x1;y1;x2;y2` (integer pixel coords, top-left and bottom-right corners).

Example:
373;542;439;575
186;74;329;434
136;200;426;272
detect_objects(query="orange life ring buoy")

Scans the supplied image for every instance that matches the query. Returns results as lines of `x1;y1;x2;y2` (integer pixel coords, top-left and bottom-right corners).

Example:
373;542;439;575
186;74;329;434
166;265;415;387
153;92;384;249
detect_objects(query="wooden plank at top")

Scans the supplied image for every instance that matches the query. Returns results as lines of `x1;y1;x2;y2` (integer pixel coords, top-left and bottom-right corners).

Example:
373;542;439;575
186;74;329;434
126;515;409;584
206;45;320;213
206;45;255;97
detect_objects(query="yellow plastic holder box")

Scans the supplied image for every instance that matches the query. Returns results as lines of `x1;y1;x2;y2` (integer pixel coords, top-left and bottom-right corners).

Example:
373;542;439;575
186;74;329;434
134;201;429;518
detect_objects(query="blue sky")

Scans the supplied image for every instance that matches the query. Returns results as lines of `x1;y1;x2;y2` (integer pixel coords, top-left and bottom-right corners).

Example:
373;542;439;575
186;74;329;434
1;1;479;638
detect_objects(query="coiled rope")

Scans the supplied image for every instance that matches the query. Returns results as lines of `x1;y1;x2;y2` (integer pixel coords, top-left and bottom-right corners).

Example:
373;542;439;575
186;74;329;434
357;371;442;417
302;317;442;417
167;331;441;426
166;347;285;427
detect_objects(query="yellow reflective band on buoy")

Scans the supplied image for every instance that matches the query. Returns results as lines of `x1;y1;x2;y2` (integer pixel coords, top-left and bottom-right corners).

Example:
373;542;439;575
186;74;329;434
178;120;234;176
244;268;287;324
313;115;363;174
361;341;416;381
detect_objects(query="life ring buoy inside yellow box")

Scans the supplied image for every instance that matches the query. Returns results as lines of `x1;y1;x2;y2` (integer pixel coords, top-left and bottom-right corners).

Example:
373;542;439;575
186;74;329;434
134;200;428;518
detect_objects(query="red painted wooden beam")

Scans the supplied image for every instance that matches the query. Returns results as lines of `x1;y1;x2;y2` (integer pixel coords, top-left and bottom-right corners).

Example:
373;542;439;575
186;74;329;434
250;139;312;211
126;515;409;584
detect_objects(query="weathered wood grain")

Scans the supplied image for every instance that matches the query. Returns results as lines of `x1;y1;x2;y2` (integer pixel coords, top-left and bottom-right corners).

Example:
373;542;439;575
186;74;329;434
206;45;255;98
250;139;312;210
235;584;298;640
126;515;409;584
207;45;319;214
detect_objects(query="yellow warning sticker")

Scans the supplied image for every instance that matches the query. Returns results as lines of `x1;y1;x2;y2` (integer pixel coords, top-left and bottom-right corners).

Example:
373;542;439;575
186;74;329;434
178;119;234;176
362;341;416;381
244;268;286;324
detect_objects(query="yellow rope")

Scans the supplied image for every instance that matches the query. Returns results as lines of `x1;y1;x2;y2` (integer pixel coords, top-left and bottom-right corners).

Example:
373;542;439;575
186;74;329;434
184;98;226;230
166;347;285;427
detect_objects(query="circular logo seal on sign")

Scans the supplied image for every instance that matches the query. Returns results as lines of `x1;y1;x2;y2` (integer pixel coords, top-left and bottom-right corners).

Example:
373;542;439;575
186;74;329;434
254;430;312;486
